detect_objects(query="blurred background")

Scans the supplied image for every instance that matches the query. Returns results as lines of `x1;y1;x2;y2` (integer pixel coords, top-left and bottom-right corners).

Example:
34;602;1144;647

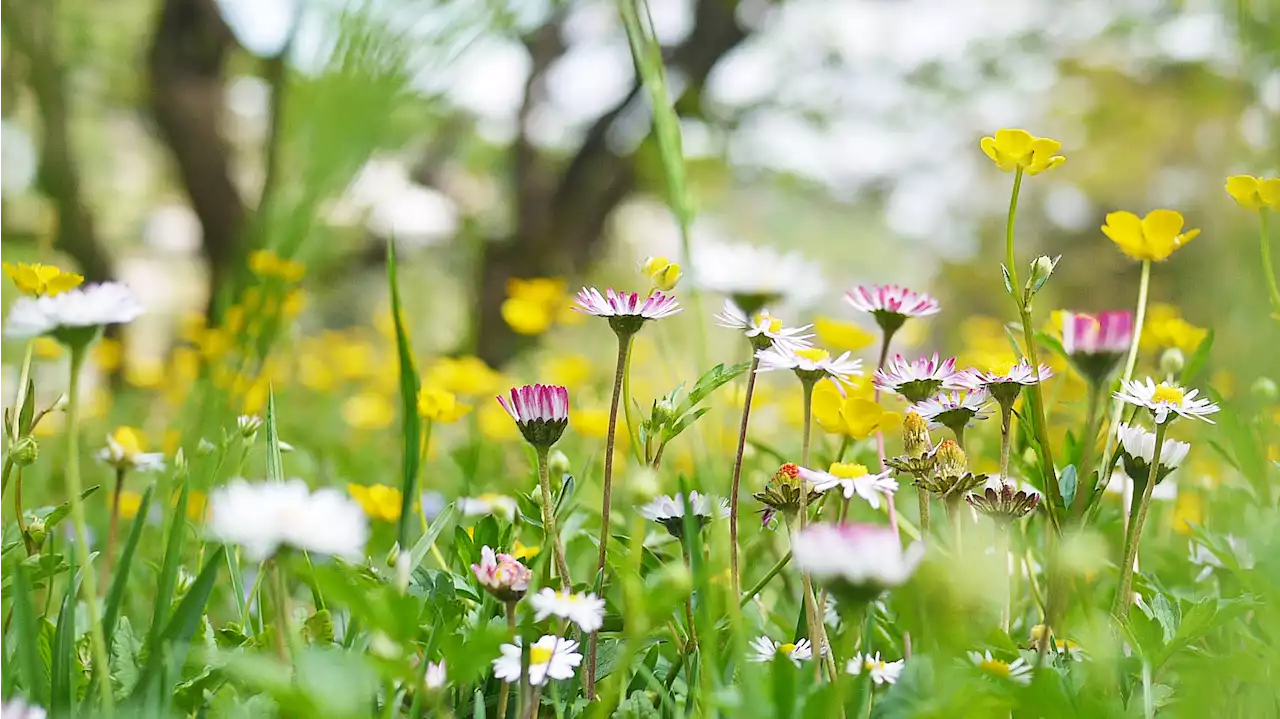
2;0;1278;408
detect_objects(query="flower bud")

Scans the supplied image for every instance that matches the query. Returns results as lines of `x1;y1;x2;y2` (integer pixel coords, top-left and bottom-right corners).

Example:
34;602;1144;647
1250;376;1277;404
626;467;661;506
236;414;263;439
173;447;187;472
196;438;217;456
26;515;47;550
653;395;679;425
548;449;572;477
1025;255;1060;295
1159;348;1185;378
902;412;931;459
642;256;682;292
386;541;402;569
11;436;38;466
934;440;968;479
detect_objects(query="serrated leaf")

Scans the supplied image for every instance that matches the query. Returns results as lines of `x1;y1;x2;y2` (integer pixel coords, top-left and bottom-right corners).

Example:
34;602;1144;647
680;362;750;413
110;616;143;698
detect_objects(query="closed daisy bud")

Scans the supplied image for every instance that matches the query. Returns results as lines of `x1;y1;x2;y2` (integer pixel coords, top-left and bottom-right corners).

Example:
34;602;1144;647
1025;255;1059;297
902;412;931;459
1251;376;1277;404
10;436;38;467
753;462;821;520
934;440;967;479
548;449;572;477
471;545;533;602
1159;348;1185;379
496;384;569;448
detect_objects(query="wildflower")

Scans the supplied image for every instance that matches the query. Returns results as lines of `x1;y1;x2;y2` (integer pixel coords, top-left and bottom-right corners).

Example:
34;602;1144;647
530;588;606;632
812;383;899;439
573;287;681;335
0;697;47;719
237;414;263;439
417;387;471;422
544;354;592;388
1059;310;1133;384
844;284;940;336
459;493;518;520
714;299;813;351
207;479;369;561
847;652;905;685
748;636;814;664
755;346;863;386
1142;306;1208;354
512;540;541;561
1027;625;1085;661
248;249;305;282
915;440;986;499
424;660;447;690
979;129;1066;175
96;426;166;472
496;384;569;448
471;545;532;601
949;360;1053;406
912;390;992;434
799;463;898;510
966;481;1040;523
1102;210;1200;263
638;491;729;538
1113;378;1220;425
791;523;923;604
902;411;932;459
641;256;682;291
753;463;822;520
874;353;959;403
1225;175;1280;211
427;356;505;396
813;316;875;352
969;650;1033;685
492;635;582;686
347;483;403;522
2;262;83;297
692;241;824;314
3;282;143;346
1115;422;1190;484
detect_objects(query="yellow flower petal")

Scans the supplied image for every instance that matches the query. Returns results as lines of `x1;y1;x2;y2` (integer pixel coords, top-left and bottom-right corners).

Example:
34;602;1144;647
1226;175;1262;210
502;297;554;335
1259;178;1280;208
813;317;875;352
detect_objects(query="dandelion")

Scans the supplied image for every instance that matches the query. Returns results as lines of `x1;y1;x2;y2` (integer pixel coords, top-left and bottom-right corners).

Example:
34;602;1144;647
748;636;814;665
969;650;1033;684
791;523;923;605
638;491;729;538
3;282;143;345
912;390;992;442
530;588;606;632
458;493;518;520
471;546;532;601
692;241;823;314
207;479;368;562
714;299;813;351
847;652;905;685
1113;379;1220;425
1102;210;1200;263
979;129;1066;175
799;463;898;512
417;386;471;422
2;261;84;297
492;635;582;686
873;353;959;403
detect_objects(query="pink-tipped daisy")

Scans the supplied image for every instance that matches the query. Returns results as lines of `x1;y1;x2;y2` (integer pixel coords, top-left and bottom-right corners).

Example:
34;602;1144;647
912;390;992;436
844;284;940;335
714;299;813;351
1113;378;1219;425
573;287;681;335
948;360;1053;405
1059;310;1132;384
496;384;570;447
798;463;898;511
873;353;958;403
755;346;863;386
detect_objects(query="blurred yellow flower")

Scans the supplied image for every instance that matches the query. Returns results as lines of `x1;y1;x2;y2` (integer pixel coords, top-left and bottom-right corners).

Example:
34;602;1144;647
502;296;555;335
110;426;146;458
1225;175;1280;211
329;334;377;381
641;256;682;291
1142;305;1208;353
2;262;83;297
299;353;337;392
187;491;207;521
348;483;403;521
508;277;566;305
93;338;123;372
34;336;64;359
1171;490;1202;535
545;354;592;388
812;382;899;439
282;289;308;318
427;356;504;396
343;391;396;430
814;317;875;352
478;402;520;441
417;387;471;422
572;408;611;439
979;129;1065;175
512;539;541;560
1102;210;1200;262
118;491;144;520
248;249;305;283
125;357;164;389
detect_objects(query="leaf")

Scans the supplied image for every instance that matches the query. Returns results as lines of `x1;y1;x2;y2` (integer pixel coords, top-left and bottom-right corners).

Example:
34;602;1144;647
104;483;154;647
265;388;286;482
1150;592;1180;643
51;552;81;716
146;479;190;648
18;377;35;435
110;616;143;698
680;362;750;413
132;546;226;702
1000;264;1014;296
1213;402;1270;505
386;238;423;551
662;407;711;443
408;503;457;573
12;564;49;705
40;485;102;529
1059;465;1077;509
1180;329;1214;385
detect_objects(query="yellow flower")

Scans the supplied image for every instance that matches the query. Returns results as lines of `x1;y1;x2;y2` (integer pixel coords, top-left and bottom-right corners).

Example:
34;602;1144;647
641;256;682;291
1142;305;1208;353
1225;175;1280;211
118;491;144;521
1101;210;1200;262
478;402;520;441
512;540;541;560
343;391;396;430
544;354;592;389
187;491;208;522
299;353;337;392
813;317;875;352
248;250;306;283
348;483;403;521
812;382;900;440
507;277;566;306
417;387;471;423
1;262;84;297
426;356;504;396
93;338;124;372
34;337;64;360
502;296;554;335
572;408;611;439
110;426;146;458
1171;490;1202;535
979;129;1066;175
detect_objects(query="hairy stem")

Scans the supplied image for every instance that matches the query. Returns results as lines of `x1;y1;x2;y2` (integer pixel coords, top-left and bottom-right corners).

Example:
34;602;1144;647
728;354;760;597
997;405;1013;484
497;601;517;719
873;330;899;540
1113;422;1168;617
537;446;572;591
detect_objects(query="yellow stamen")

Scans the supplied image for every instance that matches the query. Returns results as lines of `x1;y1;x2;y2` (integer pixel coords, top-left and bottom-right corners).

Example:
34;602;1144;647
828;462;869;479
754;312;783;334
778;642;797;655
529;647;553;664
979;658;1012;677
795;348;830;363
1151;383;1185;405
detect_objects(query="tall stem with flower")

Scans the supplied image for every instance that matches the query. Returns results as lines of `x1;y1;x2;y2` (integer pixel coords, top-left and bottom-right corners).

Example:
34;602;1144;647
1113;420;1166;617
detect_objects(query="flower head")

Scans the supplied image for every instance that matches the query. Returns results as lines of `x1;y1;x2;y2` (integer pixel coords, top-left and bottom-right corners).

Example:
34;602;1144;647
417;387;471;422
1225;175;1280;211
96;426;166;473
980;129;1065;175
692;241;824;313
638;491;729;538
4;282;143;346
1059;310;1133;384
236;414;264;439
714;299;813;351
749;636;814;665
641;256;682;291
755;346;862;386
0;697;47;719
472;545;532;601
1113;378;1219;425
207;479;369;562
950;360;1053;405
914;440;986;499
424;660;447;690
791;523;923;604
2;262;83;297
847;652;905;685
1115;422;1190;485
969;650;1032;684
497;384;569;447
844;284;940;335
1102;210;1200;262
874;353;958;403
347;483;402;522
459;493;518;520
530;588;606;632
966;481;1040;523
492;635;582;686
912;390;992;433
799;463;898;510
573;287;680;335
812;383;899;440
754;463;822;519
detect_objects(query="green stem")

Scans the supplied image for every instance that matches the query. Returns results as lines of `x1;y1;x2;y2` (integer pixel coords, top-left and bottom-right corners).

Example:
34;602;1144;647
997;524;1012;633
65;345;115;715
916;488;931;536
9;342;35;444
728;354;760;598
1099;260;1152;505
15;467;33;555
1003;169;1025;293
800;378;816;468
1259;211;1280;315
1113;421;1168;617
739;550;791;607
873;330;899;540
270;558;293;663
1070;384;1105;517
946;497;963;555
537;446;572;592
621;336;643;464
102;467;128;585
497;602;517;719
786;514;823;683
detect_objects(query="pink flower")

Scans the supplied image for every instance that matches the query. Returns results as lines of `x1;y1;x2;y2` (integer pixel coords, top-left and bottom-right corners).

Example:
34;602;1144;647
472;545;532;601
1060;311;1132;384
573;287;681;320
497;384;569;447
873;353;958;403
845;285;940;325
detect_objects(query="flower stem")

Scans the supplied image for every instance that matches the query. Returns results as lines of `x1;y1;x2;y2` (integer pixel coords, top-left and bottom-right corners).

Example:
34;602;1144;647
785;514;823;682
536;446;572;592
680;540;699;652
65;346;115;715
587;331;633;699
15;467;33;555
729;354;760;597
1070;383;1105;517
916;488;931;535
800;378;816;468
997;404;1013;483
270;558;292;662
1113;421;1169;617
1003;169;1025;293
1098;260;1152;512
873;330;899;540
738;550;791;607
497;601;517;719
1259;211;1280;315
102;466;128;585
945;497;963;555
997;523;1012;633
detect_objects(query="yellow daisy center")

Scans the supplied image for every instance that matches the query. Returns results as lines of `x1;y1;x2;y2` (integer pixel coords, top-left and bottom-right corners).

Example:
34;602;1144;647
795;348;830;363
479;492;504;503
755;312;783;334
979;658;1012;677
1151;384;1185;405
829;462;869;479
529;647;554;664
778;642;797;655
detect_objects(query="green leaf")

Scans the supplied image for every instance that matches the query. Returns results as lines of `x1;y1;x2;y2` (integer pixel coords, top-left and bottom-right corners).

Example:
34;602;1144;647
408;503;457;573
1150;592;1180;643
265;388;286;483
40;485;102;530
146;479;190;649
679;362;750;413
386;238;422;551
1000;264;1014;296
104;483;154;647
662;407;711;443
1180;329;1214;385
110;616;143;699
1059;465;1077;510
51;553;81;716
12;564;49;704
132;546;226;702
18;377;35;435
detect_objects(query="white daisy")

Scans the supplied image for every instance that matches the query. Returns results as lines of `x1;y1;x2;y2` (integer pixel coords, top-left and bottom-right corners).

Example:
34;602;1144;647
847;652;905;685
207;478;369;562
458;493;518;520
755;346;863;386
691;241;824;310
638;491;729;537
713;299;813;351
236;414;263;439
0;698;47;719
1105;468;1178;500
844;284;940;319
791;523;923;599
95;429;166;473
873;353;959;403
748;636;814;664
798;464;898;511
424;660;447;690
1116;422;1190;471
968;650;1032;685
492;635;582;686
3;282;143;342
530;588;606;633
1113;378;1220;425
911;390;992;431
572;287;681;320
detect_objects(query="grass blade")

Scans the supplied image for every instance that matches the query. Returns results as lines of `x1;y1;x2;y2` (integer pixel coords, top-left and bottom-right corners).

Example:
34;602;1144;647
408;503;457;571
52;551;83;716
146;479;190;648
131;546;226;704
12;564;49;705
104;482;154;646
386;238;422;550
263;389;324;609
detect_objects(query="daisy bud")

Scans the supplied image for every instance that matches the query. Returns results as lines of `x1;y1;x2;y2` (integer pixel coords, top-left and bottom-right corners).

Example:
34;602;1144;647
752;463;821;519
1158;348;1184;379
642;256;682;292
548;449;572;477
10;436;38;467
26;515;47;551
902;412;931;459
934;440;967;479
1251;376;1277;404
471;546;533;602
386;541;402;569
496;384;569;449
196;438;218;456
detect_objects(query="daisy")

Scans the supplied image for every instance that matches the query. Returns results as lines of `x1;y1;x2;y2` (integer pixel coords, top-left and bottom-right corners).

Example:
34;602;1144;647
96;427;166;473
713;299;813;351
573;287;681;336
1059;310;1132;384
3;282;143;345
1113;378;1220;425
965;481;1039;523
207;478;369;562
949;361;1053;406
424;660;447;690
692;241;824;313
912;390;992;434
458;493;518;520
844;284;940;335
1105;468;1177;501
873;353;958;403
492;635;582;686
236;414;264;439
791;523;923;603
0;697;47;719
748;636;814;665
968;650;1033;685
755;346;863;386
1115;422;1191;483
799;463;898;511
638;491;729;538
471;545;532;601
530;588;606;632
496;384;570;448
847;652;905;685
